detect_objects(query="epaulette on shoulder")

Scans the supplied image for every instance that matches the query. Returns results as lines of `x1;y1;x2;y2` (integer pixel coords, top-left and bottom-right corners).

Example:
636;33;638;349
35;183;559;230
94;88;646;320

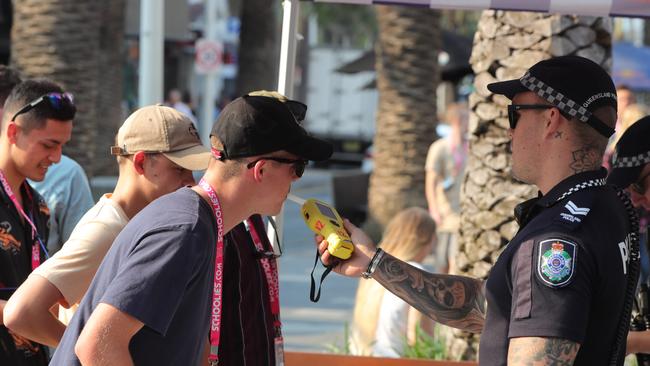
554;189;596;231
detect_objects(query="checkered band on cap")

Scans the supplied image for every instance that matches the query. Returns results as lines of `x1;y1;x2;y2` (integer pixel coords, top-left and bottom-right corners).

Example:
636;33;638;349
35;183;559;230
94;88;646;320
555;178;606;203
520;72;591;123
612;151;650;169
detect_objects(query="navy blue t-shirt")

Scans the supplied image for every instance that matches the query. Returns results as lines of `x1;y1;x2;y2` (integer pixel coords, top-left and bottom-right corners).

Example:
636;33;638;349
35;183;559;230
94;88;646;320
51;188;216;366
480;169;633;365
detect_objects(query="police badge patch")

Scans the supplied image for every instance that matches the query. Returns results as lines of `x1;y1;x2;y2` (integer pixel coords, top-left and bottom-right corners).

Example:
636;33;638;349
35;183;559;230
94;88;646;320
537;239;577;288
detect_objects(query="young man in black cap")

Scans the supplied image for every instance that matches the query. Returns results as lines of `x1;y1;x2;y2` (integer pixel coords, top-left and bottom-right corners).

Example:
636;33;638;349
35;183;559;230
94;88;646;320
50;92;332;365
606;116;650;355
317;55;637;365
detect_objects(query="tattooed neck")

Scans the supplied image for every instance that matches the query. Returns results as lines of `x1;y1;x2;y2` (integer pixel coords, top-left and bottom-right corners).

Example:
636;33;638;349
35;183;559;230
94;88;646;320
569;146;600;174
371;252;486;333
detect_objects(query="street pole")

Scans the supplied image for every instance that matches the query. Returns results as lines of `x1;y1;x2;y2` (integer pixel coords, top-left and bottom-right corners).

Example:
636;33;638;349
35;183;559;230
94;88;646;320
269;0;300;248
278;0;299;98
138;0;164;107
200;0;218;144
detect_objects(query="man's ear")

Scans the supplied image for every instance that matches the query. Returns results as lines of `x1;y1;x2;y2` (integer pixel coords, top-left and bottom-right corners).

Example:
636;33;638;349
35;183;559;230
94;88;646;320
133;151;146;175
251;159;266;183
544;107;564;139
6;121;19;144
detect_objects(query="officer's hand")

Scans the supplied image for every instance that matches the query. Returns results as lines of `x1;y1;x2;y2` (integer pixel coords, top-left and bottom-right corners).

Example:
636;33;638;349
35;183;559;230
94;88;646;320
315;219;377;277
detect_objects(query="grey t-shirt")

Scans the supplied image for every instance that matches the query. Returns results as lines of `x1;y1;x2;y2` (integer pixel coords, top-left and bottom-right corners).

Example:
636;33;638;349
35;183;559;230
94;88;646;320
51;188;216;366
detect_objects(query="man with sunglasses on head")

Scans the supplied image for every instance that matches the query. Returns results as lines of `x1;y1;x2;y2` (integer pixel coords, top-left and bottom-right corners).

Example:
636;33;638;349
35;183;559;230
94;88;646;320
50;91;332;365
0;79;75;366
606;116;650;356
315;55;637;365
4;104;208;349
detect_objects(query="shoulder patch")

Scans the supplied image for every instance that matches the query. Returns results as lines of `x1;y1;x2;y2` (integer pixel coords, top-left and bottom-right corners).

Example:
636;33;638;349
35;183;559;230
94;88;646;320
536;238;577;288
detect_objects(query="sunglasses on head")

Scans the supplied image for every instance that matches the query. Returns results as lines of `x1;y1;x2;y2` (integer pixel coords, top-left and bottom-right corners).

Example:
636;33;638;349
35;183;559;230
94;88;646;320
631;170;650;195
246;157;308;177
507;104;554;129
11;92;75;122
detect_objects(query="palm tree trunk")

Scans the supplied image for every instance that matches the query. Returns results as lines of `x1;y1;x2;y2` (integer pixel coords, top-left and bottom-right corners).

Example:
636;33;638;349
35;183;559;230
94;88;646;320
93;0;125;176
10;0;101;176
448;11;613;360
235;0;278;95
367;5;441;232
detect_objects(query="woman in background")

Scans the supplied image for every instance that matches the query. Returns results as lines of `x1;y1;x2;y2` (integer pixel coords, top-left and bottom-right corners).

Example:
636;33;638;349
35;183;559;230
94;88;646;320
350;207;437;357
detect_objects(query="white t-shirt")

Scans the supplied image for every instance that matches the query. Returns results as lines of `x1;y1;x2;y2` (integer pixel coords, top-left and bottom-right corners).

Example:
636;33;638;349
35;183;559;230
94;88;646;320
31;194;129;323
372;261;423;357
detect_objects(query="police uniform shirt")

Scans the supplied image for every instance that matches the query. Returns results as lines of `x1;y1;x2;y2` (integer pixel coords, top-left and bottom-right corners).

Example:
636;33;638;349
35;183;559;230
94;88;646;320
480;168;632;365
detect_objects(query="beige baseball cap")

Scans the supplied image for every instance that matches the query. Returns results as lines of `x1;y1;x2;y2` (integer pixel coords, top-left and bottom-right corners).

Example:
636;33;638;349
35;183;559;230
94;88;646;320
110;104;210;171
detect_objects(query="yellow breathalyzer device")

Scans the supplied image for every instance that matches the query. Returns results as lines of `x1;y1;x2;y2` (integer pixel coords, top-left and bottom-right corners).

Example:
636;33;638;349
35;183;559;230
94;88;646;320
289;194;354;260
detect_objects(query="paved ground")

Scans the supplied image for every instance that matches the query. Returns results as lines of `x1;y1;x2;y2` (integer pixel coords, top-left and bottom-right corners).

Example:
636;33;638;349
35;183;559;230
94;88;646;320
279;168;359;352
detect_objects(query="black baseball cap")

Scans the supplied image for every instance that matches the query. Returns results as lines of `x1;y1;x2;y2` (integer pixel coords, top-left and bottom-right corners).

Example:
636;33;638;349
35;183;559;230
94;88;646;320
210;91;333;161
487;55;617;138
607;116;650;188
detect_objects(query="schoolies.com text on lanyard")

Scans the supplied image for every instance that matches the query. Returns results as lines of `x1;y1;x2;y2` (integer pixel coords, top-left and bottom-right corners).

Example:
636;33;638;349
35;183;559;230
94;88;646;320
198;178;225;366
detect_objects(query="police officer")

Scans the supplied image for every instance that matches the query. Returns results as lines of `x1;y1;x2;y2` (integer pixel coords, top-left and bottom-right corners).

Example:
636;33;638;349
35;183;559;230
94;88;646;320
317;56;638;365
607;116;650;355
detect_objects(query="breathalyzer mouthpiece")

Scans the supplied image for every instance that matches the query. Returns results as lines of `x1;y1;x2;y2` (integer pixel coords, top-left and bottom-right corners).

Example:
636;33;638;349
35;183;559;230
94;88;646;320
286;193;306;206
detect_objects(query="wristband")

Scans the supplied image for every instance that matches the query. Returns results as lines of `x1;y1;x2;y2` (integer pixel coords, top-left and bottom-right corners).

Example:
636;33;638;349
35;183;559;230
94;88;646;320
362;248;385;279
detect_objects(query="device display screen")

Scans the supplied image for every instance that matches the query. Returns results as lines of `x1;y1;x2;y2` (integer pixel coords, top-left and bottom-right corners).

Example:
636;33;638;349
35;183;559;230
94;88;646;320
316;202;337;220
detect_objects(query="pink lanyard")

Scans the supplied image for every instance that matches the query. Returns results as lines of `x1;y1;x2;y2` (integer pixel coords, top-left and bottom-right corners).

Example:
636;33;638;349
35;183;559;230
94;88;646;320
246;217;282;332
0;169;44;270
198;179;225;366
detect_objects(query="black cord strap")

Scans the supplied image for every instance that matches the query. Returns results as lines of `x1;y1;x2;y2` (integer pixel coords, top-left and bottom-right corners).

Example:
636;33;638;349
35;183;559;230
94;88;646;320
309;247;332;303
609;188;641;366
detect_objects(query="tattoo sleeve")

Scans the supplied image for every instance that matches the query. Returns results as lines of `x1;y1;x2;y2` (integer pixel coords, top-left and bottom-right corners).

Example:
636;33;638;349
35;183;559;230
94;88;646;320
371;252;486;333
508;337;580;365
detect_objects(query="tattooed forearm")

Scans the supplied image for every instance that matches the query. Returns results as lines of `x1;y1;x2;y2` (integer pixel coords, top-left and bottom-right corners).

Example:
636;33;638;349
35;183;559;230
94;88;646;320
371;252;486;333
508;337;580;365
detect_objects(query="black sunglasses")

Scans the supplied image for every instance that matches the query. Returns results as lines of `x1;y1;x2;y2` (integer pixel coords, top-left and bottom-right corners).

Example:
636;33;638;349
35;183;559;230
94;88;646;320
246;157;308;177
507;104;554;129
631;170;650;195
11;92;75;122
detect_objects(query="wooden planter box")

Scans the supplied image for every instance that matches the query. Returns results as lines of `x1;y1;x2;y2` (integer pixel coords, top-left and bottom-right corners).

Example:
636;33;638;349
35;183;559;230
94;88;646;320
285;351;478;366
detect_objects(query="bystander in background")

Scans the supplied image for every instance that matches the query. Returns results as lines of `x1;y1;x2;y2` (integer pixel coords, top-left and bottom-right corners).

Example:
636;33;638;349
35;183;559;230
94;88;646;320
604;84;637;169
425;102;468;273
167;88;198;127
29;154;93;254
350;207;436;357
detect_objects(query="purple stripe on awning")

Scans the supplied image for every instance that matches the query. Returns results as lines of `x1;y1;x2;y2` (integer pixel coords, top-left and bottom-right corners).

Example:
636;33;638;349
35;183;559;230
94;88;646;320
374;0;429;6
491;0;551;12
610;0;650;17
312;0;650;18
